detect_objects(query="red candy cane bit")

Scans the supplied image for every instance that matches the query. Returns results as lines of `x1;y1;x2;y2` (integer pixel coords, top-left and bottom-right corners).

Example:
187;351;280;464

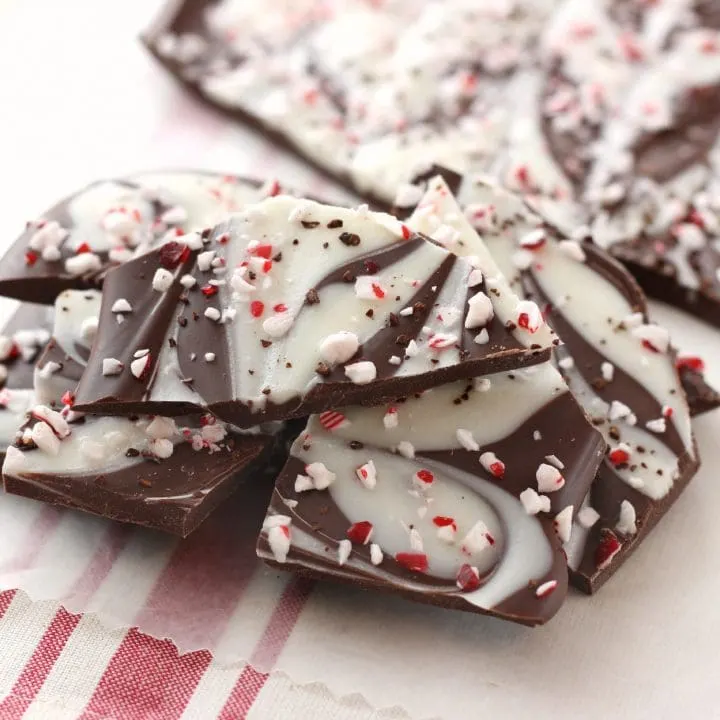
415;469;434;484
201;284;218;297
641;339;660;353
61;391;75;407
262;260;273;274
159;241;191;269
676;356;705;372
595;530;622;570
535;580;558;598
199;414;215;426
25;250;39;266
346;521;373;545
250;301;265;318
432;516;457;530
273;303;287;313
395;552;429;573
401;224;411;240
371;283;385;299
75;243;91;254
318;410;347;430
608;448;629;465
251;244;273;259
490;461;505;478
456;564;481;592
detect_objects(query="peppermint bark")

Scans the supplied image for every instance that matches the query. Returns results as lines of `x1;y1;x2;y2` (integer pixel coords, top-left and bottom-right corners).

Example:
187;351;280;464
258;363;605;627
400;173;702;593
0;171;291;304
146;0;720;325
73;196;555;427
2;289;272;536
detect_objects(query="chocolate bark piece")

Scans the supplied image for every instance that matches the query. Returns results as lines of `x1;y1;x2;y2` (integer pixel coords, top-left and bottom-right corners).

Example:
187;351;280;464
73;195;556;427
0;302;54;454
145;0;720;327
3;410;271;537
142;0;556;205
0;171;291;304
1;289;274;536
258;363;605;627
402;173;701;593
397;165;720;419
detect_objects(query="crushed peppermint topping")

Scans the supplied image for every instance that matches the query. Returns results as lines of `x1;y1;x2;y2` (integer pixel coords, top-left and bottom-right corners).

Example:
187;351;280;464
536;463;565;493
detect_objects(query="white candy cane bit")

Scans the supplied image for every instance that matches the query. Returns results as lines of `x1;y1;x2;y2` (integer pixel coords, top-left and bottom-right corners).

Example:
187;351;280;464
111;299;132;314
577;506;601;529
197;250;216;272
608;400;633;421
344;361;377;385
306;462;336;490
646;418;667;433
204;353;216;362
535;580;558;598
397;441;415;459
133;348;149;359
536;463;565;493
558;356;574;370
601;361;614;382
204;307;221;322
554;506;574;543
31;421;60;455
267;525;291;563
474;377;491;392
370;543;384;565
37;361;61;379
3;445;27;474
42;246;62;262
146;416;177;440
520;488;551;515
428;333;457;350
149;438;174;460
399;307;414;317
102;358;124;376
263;314;294;338
405;339;419;358
388;355;402;365
294;474;314;493
436;523;456;543
616;500;637;536
152;268;174;292
319;331;359;364
383;407;398;429
461;520;493;555
355;460;377;489
533;430;542;441
65;253;102;277
479;451;505;478
337;539;352;566
464;291;494;329
558;240;586;262
474;328;489;345
180;274;197;289
544;454;564;470
456;428;479;451
467;268;484;287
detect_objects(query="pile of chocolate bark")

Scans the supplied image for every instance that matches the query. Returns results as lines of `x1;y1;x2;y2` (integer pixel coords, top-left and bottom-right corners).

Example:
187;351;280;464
1;0;719;627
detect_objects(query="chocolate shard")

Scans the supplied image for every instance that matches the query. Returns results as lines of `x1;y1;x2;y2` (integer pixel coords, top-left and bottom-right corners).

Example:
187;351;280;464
404;173;704;593
141;0;555;206
0;171;291;304
0;302;54;454
146;1;720;327
257;363;605;627
73;195;555;427
2;289;273;537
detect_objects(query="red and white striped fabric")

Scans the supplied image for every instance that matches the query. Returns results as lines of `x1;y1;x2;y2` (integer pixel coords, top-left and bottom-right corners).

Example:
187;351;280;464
0;590;409;719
